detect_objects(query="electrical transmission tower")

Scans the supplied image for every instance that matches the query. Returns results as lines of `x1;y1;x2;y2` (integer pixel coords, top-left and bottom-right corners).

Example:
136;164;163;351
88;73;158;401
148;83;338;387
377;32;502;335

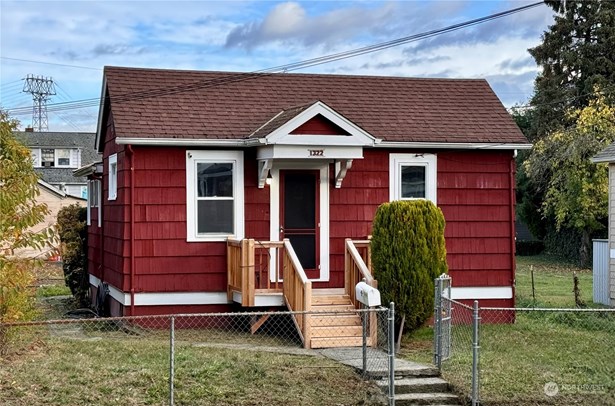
22;74;56;132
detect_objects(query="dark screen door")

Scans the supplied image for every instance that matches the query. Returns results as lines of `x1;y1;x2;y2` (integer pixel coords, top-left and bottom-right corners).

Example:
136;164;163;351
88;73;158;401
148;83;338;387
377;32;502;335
280;170;320;279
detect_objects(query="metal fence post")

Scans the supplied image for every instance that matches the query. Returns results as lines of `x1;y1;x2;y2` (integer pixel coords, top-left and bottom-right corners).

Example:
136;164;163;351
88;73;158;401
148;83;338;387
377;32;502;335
362;306;367;376
471;301;480;406
169;316;175;406
433;277;443;369
388;302;395;406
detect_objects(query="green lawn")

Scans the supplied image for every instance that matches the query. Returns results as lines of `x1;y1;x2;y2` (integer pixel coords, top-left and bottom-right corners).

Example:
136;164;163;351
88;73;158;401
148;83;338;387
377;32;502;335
515;255;594;308
400;254;615;406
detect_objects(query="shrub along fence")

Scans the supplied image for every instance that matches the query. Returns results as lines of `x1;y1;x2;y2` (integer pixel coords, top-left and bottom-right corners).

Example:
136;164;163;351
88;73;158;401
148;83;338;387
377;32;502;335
0;307;394;406
433;275;615;406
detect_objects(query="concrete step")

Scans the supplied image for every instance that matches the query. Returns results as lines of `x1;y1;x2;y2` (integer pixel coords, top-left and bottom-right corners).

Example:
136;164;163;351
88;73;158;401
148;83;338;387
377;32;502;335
394;362;440;378
376;377;449;394
395;392;461;405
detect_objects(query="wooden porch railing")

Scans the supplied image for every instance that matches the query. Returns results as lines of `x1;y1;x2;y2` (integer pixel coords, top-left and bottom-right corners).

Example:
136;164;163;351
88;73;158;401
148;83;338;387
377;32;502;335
227;239;285;307
345;238;378;346
345;238;377;307
281;239;312;348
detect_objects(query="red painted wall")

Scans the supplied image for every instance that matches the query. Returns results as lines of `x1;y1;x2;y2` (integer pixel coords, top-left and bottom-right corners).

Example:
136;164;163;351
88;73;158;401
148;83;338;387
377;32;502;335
90;140;515;312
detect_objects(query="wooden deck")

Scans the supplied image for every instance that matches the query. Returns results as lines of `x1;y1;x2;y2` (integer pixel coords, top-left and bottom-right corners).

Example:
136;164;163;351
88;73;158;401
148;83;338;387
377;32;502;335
227;238;377;349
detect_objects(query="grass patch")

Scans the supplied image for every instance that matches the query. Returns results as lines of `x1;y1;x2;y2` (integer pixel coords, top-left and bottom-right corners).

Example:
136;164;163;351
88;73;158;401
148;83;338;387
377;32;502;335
399;255;615;405
36;285;71;298
516;255;593;308
0;333;384;405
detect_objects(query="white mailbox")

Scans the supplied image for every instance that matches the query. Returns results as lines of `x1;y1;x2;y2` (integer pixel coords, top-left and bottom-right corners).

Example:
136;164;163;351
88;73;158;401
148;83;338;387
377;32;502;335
355;282;381;307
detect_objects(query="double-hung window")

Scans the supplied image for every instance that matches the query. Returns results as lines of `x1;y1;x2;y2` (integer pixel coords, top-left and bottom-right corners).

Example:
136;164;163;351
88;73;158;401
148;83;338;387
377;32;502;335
186;150;244;242
389;153;437;203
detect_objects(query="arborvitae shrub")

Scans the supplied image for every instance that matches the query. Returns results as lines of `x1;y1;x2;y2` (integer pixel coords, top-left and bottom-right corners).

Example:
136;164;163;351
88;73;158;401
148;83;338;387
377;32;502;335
371;200;447;332
57;204;89;307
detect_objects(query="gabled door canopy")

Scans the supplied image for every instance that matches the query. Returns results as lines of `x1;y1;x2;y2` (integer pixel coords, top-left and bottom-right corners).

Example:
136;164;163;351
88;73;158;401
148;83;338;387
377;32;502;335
255;101;380;188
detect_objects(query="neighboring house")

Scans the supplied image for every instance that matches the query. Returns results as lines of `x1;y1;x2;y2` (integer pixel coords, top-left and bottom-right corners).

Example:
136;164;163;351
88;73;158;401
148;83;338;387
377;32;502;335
84;66;530;331
15;131;100;199
16;179;85;258
590;145;615;307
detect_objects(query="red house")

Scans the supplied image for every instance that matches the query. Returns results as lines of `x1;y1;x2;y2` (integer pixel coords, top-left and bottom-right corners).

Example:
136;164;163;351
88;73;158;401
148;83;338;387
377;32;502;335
82;66;528;346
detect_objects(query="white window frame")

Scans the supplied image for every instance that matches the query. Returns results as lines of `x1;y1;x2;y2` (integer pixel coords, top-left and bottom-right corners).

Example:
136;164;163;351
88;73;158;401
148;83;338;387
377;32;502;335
55;148;72;167
87;179;102;227
108;153;118;201
186;150;244;242
389;153;437;203
31;148;41;167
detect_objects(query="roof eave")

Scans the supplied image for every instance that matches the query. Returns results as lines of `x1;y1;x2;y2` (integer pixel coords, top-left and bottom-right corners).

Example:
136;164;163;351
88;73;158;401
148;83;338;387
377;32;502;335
375;141;532;150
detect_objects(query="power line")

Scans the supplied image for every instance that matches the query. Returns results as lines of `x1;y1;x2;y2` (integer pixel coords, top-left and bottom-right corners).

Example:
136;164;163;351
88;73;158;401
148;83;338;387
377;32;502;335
6;1;544;116
1;57;101;71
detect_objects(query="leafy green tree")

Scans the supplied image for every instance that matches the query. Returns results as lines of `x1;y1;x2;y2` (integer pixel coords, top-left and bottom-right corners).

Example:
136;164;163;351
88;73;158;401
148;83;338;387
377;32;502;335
371;200;447;332
525;94;615;265
0;110;55;335
529;0;615;141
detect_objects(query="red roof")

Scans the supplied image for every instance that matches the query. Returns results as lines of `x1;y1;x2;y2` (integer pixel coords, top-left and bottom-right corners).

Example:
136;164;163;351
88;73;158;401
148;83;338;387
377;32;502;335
103;66;527;144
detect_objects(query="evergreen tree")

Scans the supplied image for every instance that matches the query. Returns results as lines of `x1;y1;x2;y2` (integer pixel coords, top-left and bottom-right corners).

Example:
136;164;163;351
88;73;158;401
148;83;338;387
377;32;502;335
528;0;615;140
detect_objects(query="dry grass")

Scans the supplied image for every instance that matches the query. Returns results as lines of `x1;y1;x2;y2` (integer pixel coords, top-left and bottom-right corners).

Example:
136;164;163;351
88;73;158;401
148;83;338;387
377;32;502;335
0;331;384;406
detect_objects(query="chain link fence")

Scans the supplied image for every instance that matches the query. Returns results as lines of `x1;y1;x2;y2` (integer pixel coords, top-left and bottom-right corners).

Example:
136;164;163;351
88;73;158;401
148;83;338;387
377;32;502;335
1;307;393;406
434;275;615;406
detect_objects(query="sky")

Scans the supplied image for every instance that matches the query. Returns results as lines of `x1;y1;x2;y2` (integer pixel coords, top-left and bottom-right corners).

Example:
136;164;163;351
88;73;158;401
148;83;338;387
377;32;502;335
0;0;554;133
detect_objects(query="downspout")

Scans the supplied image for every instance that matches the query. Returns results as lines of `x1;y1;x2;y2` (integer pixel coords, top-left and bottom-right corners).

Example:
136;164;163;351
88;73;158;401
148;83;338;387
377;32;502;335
126;145;136;315
509;153;516;306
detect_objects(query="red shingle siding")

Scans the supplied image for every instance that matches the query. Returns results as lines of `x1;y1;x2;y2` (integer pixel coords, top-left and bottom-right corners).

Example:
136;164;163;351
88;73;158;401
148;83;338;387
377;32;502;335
129;147;269;293
438;151;515;306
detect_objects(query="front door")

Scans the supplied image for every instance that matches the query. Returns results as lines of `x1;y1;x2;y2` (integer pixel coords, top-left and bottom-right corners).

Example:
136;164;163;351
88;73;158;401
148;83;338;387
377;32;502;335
280;170;320;279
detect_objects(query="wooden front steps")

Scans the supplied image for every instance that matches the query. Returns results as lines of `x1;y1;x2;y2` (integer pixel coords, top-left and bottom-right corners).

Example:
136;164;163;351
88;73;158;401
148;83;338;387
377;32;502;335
309;290;368;349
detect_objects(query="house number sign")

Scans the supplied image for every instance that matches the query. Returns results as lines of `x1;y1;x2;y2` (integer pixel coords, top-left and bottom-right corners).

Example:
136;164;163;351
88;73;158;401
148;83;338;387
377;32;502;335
308;149;324;157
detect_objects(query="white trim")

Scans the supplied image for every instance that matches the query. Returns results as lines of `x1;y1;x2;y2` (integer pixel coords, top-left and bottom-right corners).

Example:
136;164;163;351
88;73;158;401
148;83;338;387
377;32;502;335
265;101;378;146
186;150;244;242
114;138;530;150
89;274;129;305
377;141;531;150
232;292;284;307
449;286;513;300
389;153;437;203
86;180;92;226
256;145;364;160
108;153;117;201
116;137;258;147
97;180;102;227
89;274;231;306
37;179;67;197
135;292;229;306
95;77;107;153
269;162;330;282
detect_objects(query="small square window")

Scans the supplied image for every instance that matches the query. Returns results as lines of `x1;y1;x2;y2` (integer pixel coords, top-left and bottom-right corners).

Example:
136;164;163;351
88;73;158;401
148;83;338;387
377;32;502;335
56;149;71;166
401;166;426;198
390;154;437;203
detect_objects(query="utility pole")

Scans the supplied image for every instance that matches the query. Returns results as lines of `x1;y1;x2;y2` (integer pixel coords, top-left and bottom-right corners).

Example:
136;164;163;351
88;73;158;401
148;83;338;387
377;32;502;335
22;74;56;132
